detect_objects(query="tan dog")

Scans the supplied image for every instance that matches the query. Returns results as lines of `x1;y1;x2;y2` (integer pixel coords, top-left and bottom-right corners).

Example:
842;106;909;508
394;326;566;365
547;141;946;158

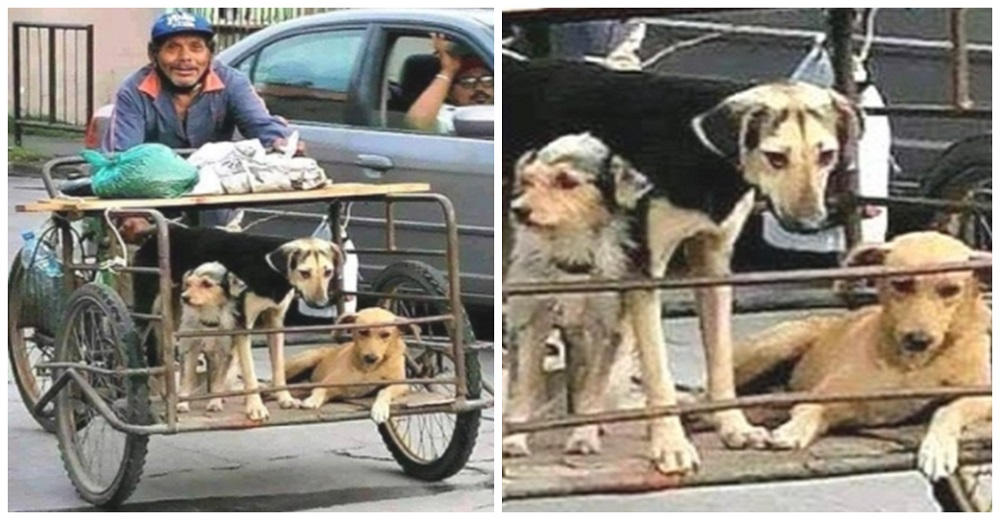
284;308;414;423
734;231;991;480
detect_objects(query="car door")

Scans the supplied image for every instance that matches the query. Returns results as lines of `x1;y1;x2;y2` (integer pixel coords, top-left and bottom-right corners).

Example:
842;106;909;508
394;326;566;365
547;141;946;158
336;22;494;309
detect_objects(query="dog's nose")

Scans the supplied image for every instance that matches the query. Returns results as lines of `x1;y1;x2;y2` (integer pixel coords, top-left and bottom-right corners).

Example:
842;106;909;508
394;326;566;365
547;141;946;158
902;331;934;353
181;294;192;305
363;354;379;365
511;204;532;223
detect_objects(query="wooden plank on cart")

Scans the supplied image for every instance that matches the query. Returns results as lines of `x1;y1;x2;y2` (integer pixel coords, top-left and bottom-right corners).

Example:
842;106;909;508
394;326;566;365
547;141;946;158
16;183;430;213
502;421;991;500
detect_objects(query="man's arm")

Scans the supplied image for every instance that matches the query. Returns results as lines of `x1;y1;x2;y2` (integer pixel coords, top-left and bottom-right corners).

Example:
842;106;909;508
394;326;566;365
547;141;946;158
101;87;147;153
228;72;289;149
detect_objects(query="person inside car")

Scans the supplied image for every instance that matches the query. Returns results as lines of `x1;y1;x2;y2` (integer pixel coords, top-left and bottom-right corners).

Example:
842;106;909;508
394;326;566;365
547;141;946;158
405;33;493;134
104;11;300;227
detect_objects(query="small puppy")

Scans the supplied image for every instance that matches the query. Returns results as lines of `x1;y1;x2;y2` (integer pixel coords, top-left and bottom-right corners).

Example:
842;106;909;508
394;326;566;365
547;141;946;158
284;307;414;423
175;262;246;413
734;231;991;481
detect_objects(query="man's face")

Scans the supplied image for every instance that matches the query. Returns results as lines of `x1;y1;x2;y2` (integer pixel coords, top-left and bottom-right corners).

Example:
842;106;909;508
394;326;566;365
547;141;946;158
154;34;212;89
449;66;493;106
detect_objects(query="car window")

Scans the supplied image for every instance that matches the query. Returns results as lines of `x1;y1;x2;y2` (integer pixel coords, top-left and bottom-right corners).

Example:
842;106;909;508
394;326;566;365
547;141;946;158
374;32;492;137
242;29;365;126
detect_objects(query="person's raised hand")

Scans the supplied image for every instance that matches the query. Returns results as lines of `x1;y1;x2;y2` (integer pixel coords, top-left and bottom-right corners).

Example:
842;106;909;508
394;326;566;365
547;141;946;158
431;32;461;78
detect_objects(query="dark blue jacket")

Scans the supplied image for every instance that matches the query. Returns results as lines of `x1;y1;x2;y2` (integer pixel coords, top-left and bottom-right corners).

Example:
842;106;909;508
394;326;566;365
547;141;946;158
102;61;289;152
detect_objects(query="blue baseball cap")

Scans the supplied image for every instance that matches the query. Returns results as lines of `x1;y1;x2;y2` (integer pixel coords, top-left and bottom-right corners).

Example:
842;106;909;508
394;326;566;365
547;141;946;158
151;11;214;43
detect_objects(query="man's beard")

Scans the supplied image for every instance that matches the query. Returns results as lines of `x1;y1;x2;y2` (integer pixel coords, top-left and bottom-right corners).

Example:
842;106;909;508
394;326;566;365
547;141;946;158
155;65;205;94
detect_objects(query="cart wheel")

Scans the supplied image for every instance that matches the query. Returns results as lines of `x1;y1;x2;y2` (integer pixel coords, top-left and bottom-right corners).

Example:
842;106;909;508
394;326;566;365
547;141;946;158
933;464;992;512
371;261;482;481
926;135;991;251
8;252;59;432
54;283;151;507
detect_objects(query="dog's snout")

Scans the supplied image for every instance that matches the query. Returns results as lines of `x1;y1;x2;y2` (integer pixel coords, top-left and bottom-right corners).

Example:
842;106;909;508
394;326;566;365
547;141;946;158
181;294;192;305
511;204;532;223
901;331;934;353
362;353;379;365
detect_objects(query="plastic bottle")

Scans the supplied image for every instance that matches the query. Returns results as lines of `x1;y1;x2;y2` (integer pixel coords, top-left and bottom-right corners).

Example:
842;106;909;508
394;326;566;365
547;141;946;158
20;231;63;277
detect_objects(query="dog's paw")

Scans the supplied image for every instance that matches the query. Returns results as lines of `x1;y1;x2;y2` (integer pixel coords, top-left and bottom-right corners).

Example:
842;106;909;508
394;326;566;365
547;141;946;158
769;421;814;451
206;398;225;413
176;401;191;413
502;434;532;458
716;411;771;450
245;398;270;422
918;430;959;481
649;419;700;475
276;392;302;410
564;426;602;455
370;399;391;424
301;394;325;410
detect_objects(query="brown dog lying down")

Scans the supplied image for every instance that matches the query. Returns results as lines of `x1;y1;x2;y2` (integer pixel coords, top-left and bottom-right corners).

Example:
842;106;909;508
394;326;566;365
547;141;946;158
284;308;415;423
734;231;991;481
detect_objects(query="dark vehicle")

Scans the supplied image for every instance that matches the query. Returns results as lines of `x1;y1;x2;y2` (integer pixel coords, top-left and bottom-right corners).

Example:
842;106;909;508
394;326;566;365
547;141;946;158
88;9;496;334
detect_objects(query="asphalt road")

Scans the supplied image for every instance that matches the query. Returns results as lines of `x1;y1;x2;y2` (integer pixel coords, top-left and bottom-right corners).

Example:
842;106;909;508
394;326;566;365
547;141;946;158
6;175;495;512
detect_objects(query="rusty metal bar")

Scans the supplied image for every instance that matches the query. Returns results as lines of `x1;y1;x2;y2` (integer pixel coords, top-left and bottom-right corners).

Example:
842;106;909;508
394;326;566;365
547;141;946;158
330;201;345;318
347;248;447;257
854;194;991;212
178;377;459;403
343;290;449;303
864;105;989;119
504;385;992;435
47;27;56;125
172;314;455;339
503;259;992;297
949;8;972;109
35;361;165;377
828;9;862;252
13;24;22;146
385;199;397;251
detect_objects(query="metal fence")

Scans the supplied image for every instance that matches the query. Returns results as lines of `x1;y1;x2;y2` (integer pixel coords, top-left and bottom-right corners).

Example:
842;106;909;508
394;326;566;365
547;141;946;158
11;22;94;146
178;8;340;49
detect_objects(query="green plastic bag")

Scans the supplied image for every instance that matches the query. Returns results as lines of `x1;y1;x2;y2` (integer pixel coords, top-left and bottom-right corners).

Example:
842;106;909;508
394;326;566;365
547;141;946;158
82;143;199;199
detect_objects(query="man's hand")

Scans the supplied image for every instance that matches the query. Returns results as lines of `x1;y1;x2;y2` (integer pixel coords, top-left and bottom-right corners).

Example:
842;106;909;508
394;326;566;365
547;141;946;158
431;32;461;78
271;136;307;157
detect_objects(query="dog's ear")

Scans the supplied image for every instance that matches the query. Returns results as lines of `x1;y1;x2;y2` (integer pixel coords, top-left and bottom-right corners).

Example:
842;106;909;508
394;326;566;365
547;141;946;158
326;241;343;269
609;154;651;210
336;313;358;326
226;272;246;297
830;89;864;170
838;242;891;291
969;251;992;286
181;269;194;283
265;244;303;275
395;320;420;338
513;149;538;192
691;89;770;161
844;242;890;268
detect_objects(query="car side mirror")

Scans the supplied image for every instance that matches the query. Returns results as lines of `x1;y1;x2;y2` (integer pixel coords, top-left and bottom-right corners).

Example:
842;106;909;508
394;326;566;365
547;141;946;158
453;105;494;139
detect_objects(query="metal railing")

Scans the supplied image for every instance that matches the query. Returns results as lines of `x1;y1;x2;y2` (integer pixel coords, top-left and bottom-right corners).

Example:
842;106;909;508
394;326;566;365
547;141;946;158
11;22;94;146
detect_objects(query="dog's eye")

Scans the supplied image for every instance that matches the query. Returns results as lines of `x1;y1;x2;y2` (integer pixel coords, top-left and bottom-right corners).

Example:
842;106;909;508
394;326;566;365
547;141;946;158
358;330;371;337
323;268;334;279
201;280;212;289
937;284;961;299
299;270;311;279
554;172;579;189
818;149;837;167
890;278;916;294
764;152;788;170
379;332;391;340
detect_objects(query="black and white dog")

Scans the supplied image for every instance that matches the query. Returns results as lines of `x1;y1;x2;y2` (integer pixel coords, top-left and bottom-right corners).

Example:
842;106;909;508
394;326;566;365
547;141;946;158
136;225;342;421
503;60;862;475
